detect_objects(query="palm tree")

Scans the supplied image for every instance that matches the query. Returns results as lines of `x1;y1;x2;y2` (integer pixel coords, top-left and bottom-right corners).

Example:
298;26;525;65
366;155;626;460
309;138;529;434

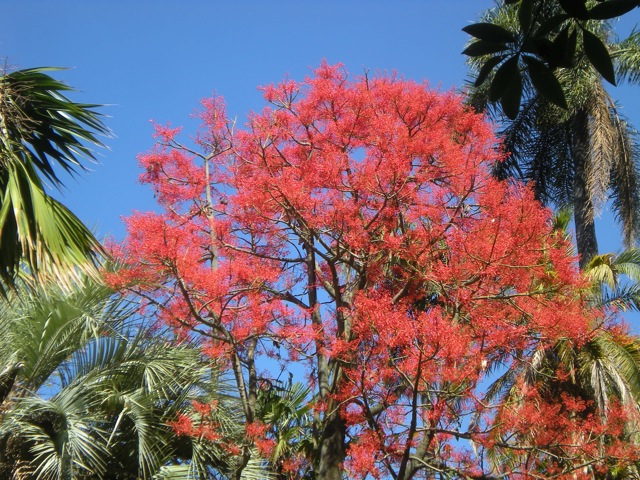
466;3;640;268
0;66;108;291
0;276;258;479
479;333;640;477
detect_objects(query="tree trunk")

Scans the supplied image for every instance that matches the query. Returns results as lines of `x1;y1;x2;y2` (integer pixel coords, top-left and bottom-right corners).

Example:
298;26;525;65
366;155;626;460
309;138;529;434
572;108;598;270
317;410;346;480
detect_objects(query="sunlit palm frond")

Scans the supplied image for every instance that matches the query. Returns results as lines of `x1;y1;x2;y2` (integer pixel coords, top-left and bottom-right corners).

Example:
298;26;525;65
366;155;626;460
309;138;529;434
609;248;640;281
601;282;640;312
0;67;106;189
586;83;617;214
0;67;109;290
586;253;619;289
153;465;201;480
238;449;275;480
6;388;109;479
586;248;640;310
0;277;127;395
614;29;640;85
578;332;640;412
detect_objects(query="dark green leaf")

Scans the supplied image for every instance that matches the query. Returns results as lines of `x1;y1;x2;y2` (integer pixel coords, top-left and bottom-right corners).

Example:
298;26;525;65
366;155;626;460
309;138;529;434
531;37;557;65
564;28;578;67
462;40;508;57
582;28;617;85
535;13;571;38
518;0;534;34
522;37;539;55
536;25;570;67
589;0;639;20
558;0;590;18
489;56;519;103
505;0;520;4
474;55;506;87
542;24;577;68
462;23;516;43
523;56;568;108
552;24;570;53
501;67;523;120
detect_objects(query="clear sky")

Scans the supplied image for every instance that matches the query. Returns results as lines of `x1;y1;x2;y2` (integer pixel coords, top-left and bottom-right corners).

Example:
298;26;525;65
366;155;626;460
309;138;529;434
2;2;639;263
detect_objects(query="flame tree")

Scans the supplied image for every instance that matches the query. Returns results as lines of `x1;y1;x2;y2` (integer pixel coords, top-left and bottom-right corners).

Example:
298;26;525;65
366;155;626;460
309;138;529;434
109;63;639;479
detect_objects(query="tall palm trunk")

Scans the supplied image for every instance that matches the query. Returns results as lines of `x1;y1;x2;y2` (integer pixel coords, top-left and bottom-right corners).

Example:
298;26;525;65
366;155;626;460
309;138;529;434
572;108;599;269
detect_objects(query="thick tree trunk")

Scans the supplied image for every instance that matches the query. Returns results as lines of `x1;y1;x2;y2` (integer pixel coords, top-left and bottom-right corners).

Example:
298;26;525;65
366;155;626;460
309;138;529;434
572;108;598;270
317;411;346;480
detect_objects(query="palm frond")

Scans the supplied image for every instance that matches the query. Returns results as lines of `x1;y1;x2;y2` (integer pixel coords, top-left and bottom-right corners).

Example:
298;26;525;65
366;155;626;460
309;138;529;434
0;67;109;289
585;249;640;310
153;465;203;480
609;108;640;248
0;278;124;394
465;5;640;264
586;253;618;289
7;391;109;479
580;333;640;411
0;276;250;479
601;282;640;311
586;84;617;214
0;67;108;185
611;248;640;280
614;29;640;85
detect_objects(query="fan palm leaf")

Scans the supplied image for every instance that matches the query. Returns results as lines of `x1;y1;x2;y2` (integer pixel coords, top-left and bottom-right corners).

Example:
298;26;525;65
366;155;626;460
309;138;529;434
0;277;251;479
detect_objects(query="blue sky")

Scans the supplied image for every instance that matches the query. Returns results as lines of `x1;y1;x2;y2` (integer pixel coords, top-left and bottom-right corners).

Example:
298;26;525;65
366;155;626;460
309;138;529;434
2;1;639;258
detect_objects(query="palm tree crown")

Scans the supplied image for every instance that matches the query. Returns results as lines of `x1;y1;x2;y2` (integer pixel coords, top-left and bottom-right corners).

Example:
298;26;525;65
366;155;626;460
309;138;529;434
0;67;108;290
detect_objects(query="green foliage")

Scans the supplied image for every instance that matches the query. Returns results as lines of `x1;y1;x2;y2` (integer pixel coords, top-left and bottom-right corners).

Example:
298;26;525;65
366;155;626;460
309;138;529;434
463;0;639;119
257;380;315;477
586;248;640;311
466;2;640;268
0;277;249;479
0;67;108;291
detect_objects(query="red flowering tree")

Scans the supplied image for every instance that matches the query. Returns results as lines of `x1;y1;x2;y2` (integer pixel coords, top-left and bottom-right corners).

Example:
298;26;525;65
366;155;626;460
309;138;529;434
109;63;640;479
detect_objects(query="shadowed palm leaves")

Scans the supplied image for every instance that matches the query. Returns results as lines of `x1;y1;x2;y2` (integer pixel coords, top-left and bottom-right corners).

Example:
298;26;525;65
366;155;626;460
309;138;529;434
467;3;640;268
0;67;108;290
0;278;254;479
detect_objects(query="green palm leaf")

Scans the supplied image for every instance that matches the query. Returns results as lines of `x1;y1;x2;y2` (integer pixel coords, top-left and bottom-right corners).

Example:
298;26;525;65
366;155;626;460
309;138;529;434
0;277;248;479
614;29;640;84
0;67;109;290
